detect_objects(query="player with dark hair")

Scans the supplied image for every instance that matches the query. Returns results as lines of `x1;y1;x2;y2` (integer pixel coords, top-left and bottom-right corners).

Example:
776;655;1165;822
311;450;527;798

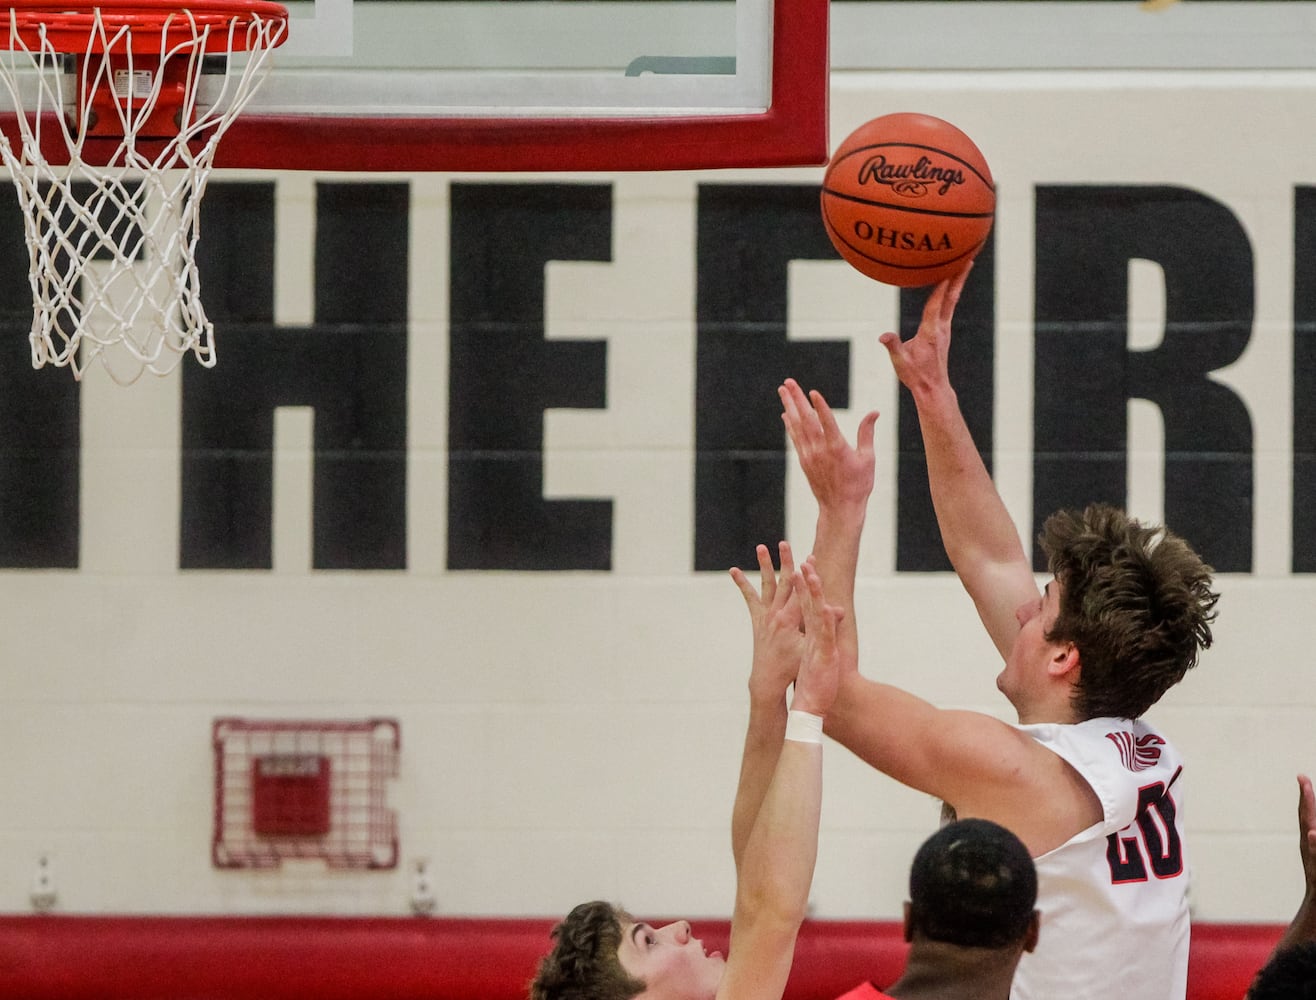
906;818;1037;950
1248;774;1316;1000
1248;942;1316;1000
531;550;843;1000
779;264;1219;1000
838;818;1038;1000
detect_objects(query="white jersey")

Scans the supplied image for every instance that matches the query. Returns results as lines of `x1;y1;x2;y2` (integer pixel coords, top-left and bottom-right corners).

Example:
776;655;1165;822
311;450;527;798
1010;716;1189;1000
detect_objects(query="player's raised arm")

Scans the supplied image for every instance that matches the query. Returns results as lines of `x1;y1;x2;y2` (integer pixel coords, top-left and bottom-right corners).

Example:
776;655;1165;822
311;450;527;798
879;265;1039;659
728;541;803;873
778;378;875;674
529;563;840;1000
1275;773;1316;955
718;559;841;1000
822;664;1098;858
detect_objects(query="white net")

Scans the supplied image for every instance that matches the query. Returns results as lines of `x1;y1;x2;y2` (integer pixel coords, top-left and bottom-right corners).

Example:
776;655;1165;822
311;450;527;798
0;3;286;382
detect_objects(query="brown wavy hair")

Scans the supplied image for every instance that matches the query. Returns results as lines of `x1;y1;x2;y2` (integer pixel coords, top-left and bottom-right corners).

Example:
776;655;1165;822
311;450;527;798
1041;504;1218;721
529;901;646;1000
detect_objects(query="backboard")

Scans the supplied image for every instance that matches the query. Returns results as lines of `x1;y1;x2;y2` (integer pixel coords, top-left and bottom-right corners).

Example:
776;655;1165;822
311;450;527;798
208;0;829;171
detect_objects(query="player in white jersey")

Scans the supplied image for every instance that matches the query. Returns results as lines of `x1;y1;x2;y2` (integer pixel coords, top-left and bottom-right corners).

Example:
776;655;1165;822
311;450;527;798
778;264;1217;1000
1015;718;1189;996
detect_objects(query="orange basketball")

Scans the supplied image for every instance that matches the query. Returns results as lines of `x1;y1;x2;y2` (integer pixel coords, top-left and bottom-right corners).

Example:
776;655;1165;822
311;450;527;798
821;113;995;287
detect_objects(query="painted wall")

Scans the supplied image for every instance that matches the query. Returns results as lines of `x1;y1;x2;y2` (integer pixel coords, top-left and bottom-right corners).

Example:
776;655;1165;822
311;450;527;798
0;69;1312;927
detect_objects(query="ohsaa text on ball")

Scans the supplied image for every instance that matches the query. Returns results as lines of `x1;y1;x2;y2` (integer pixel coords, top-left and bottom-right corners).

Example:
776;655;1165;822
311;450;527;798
852;221;954;252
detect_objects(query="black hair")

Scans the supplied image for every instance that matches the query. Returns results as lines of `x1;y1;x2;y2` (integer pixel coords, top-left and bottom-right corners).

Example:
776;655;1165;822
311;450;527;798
1248;941;1316;1000
907;818;1037;950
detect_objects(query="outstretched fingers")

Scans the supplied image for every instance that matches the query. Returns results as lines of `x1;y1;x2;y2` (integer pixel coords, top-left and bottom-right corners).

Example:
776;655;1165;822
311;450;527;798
735;541;808;701
772;541;796;609
783;379;874;452
800;560;844;637
806;388;842;441
756;541;778;603
879;266;972;390
878;326;906;364
729;543;771;610
779;378;821;451
855;408;879;456
925;261;972;327
730;542;800;620
791;559;844;716
1299;773;1316;885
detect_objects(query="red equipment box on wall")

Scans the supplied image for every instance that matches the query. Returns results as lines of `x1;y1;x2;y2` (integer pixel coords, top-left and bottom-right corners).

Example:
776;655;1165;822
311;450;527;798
213;718;400;869
251;753;332;837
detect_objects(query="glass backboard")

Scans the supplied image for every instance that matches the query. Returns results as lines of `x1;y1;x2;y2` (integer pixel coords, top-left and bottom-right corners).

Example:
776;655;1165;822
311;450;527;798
214;0;829;170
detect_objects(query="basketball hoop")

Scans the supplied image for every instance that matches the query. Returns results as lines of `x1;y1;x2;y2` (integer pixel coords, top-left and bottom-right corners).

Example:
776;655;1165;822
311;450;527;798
0;0;287;382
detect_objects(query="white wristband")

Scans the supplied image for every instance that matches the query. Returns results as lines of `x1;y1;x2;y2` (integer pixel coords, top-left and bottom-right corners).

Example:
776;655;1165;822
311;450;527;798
785;710;824;744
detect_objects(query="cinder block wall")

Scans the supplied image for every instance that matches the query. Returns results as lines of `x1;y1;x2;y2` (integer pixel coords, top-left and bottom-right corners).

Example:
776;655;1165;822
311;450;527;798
0;70;1310;926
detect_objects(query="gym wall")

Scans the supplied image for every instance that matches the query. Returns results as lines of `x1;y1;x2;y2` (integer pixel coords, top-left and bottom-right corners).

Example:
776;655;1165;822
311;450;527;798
0;69;1308;924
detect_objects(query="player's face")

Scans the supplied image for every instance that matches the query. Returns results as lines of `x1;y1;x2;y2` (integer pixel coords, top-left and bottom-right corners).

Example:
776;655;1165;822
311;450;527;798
998;579;1065;715
617;919;725;1000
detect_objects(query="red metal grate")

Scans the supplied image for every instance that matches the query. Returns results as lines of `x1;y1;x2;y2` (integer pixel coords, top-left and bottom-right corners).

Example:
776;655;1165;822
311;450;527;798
212;718;399;869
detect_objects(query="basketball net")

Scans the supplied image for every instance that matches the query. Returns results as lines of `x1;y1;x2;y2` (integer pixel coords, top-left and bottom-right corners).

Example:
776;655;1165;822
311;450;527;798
0;2;287;383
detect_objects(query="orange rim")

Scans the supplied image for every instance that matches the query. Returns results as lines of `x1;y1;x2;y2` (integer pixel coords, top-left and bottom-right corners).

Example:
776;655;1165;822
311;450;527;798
3;0;287;54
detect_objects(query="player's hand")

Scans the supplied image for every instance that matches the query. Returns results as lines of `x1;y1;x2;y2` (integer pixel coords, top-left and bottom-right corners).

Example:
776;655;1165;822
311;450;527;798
879;263;971;396
778;378;877;511
730;541;804;704
1299;774;1315;897
790;558;844;718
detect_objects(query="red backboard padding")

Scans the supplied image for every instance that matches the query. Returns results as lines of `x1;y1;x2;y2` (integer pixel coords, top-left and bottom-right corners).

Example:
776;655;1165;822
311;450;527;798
0;915;1285;1000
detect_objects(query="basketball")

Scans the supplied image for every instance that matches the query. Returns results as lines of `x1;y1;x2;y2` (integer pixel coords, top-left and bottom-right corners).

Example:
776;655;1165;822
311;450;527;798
820;113;995;287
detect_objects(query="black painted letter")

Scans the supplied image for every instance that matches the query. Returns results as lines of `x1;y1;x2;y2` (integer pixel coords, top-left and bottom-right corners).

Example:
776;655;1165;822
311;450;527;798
182;182;409;569
694;184;849;572
1294;187;1316;572
1034;186;1253;572
447;183;612;570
